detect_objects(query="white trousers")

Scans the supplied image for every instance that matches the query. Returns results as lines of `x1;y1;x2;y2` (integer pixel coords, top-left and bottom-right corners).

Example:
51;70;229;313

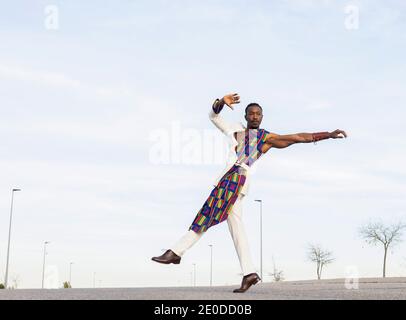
170;193;256;276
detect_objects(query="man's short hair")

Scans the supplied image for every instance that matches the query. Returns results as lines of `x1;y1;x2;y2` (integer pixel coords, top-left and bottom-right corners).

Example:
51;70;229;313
245;103;263;115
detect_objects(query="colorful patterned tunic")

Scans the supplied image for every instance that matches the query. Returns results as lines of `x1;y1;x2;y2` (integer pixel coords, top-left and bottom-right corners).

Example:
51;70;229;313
189;128;270;233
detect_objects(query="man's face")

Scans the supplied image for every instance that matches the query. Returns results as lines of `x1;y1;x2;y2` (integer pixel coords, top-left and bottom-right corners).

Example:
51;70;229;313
245;106;263;129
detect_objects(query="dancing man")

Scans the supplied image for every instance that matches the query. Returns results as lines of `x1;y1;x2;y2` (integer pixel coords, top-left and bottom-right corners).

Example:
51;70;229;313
152;93;347;293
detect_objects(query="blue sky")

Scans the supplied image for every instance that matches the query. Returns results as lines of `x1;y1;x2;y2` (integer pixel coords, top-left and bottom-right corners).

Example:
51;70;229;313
0;0;406;288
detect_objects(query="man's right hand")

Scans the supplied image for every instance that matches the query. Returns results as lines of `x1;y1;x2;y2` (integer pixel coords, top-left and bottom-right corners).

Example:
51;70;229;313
329;129;347;139
221;93;240;110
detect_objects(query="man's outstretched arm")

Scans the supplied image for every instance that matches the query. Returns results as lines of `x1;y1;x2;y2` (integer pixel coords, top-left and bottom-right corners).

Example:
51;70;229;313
265;130;348;149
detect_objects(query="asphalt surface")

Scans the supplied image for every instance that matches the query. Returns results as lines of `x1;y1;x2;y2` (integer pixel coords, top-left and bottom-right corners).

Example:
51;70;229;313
1;278;405;300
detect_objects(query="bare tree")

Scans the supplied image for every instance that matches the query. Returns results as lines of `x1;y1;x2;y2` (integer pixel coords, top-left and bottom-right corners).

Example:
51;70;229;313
359;221;405;278
307;244;334;280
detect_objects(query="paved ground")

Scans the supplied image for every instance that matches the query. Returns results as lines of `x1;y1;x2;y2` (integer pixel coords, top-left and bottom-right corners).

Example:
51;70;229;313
1;278;406;300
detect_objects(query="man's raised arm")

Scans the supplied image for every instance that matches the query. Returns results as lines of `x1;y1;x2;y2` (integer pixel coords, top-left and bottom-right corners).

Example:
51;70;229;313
209;93;240;136
265;130;348;149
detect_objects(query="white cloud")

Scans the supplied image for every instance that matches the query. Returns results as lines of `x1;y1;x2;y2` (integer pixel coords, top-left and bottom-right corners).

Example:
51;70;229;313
0;64;81;88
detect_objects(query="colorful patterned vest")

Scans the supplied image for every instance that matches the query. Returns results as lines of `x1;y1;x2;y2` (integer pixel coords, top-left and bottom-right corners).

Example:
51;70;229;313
235;129;270;167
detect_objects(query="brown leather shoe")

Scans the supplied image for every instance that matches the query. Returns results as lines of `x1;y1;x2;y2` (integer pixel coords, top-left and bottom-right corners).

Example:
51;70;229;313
233;273;261;293
151;249;181;264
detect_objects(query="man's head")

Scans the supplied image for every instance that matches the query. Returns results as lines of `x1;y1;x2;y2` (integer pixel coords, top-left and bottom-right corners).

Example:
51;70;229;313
245;103;263;129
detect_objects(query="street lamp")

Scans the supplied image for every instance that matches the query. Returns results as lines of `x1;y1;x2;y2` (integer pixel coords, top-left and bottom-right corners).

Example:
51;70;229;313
4;188;21;289
41;241;50;289
93;272;96;288
254;199;263;282
192;263;196;287
69;262;74;285
208;245;213;286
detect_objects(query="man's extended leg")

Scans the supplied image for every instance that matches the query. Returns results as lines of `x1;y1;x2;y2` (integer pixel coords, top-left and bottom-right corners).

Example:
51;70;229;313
151;230;203;264
227;193;256;276
170;229;203;257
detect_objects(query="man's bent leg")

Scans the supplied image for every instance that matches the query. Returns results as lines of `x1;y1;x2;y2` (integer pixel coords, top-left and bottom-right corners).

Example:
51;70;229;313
227;194;256;276
170;229;203;257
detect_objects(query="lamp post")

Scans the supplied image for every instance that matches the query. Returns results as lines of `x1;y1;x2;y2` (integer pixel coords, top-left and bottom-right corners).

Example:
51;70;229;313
4;188;21;289
41;241;50;289
209;245;213;286
69;262;74;285
254;199;263;282
93;272;96;288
